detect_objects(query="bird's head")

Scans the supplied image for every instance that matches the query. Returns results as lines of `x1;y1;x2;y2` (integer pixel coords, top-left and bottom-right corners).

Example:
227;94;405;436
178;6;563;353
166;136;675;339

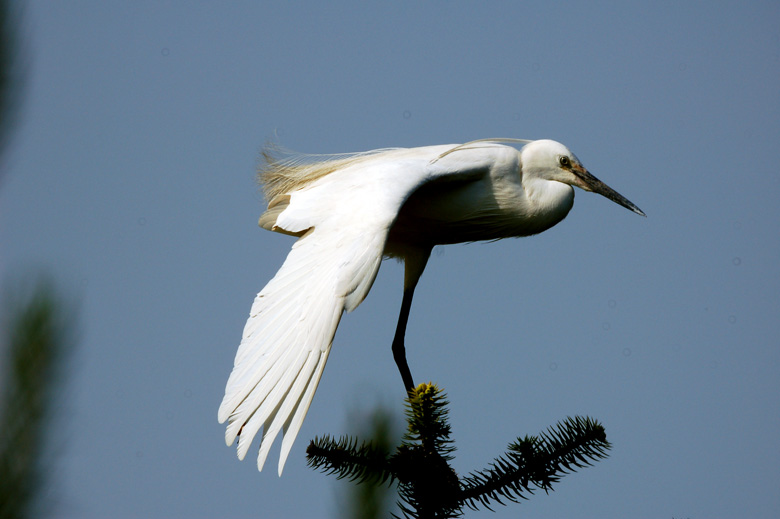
522;139;645;217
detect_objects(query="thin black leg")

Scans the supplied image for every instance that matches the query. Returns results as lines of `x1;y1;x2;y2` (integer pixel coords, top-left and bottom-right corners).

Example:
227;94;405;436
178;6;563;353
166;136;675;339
392;247;430;393
392;286;416;391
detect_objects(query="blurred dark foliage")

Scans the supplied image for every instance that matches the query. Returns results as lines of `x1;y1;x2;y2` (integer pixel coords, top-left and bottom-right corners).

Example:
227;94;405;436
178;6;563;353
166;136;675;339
308;383;611;519
0;0;24;174
340;407;397;519
0;276;76;519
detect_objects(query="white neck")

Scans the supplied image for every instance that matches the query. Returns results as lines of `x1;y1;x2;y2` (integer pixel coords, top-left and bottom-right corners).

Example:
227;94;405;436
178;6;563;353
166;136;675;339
517;177;575;234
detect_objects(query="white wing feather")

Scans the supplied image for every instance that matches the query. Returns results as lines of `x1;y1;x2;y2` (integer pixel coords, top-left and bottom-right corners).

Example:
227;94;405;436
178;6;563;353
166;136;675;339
219;142;519;475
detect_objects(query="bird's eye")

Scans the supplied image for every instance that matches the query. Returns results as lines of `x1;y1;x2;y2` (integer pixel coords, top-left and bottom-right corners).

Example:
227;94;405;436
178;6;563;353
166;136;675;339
559;156;571;168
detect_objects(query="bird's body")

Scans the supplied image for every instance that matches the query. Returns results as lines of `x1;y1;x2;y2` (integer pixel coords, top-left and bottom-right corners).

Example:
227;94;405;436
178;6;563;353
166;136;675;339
219;139;644;475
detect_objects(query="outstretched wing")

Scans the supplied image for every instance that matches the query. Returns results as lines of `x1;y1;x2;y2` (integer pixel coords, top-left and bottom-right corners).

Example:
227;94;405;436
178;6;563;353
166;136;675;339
218;142;520;475
218;225;384;475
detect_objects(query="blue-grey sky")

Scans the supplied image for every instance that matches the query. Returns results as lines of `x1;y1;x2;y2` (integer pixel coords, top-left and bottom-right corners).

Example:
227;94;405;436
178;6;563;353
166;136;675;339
2;1;778;518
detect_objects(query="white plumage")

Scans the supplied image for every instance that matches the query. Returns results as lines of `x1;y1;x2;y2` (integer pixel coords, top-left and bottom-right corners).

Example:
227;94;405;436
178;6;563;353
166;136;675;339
219;139;644;475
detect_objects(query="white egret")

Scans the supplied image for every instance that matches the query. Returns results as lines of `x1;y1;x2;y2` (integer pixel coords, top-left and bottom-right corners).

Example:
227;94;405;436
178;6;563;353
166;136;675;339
219;138;644;475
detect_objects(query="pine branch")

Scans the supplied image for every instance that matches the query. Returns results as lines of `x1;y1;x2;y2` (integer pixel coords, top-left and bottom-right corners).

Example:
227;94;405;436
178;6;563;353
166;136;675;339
307;434;394;485
391;383;460;518
459;416;611;511
307;383;611;518
402;383;453;457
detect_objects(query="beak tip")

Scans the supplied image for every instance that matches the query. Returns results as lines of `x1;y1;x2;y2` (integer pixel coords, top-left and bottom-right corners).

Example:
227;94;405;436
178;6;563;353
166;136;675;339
577;169;646;219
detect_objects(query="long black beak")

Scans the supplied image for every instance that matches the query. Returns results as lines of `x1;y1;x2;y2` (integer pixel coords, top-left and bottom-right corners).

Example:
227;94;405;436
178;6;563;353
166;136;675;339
573;167;646;217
